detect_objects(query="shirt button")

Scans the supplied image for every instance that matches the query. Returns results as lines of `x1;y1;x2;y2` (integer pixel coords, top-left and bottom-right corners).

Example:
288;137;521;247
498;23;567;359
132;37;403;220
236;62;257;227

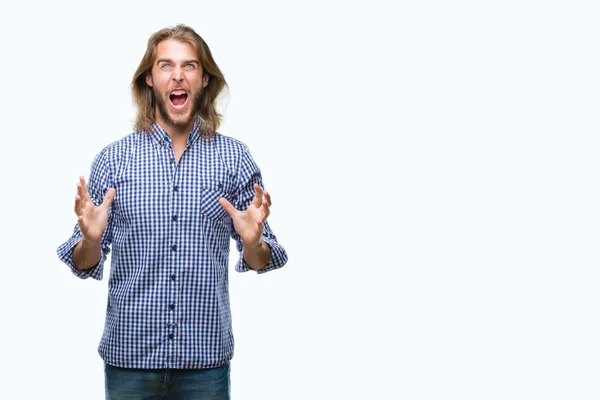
169;304;175;310
173;185;179;192
168;334;174;340
171;274;176;281
217;183;223;189
172;245;177;251
172;215;178;222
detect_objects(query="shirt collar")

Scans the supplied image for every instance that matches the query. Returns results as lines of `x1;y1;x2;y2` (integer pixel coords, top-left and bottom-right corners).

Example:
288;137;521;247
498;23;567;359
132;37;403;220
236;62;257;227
148;117;202;148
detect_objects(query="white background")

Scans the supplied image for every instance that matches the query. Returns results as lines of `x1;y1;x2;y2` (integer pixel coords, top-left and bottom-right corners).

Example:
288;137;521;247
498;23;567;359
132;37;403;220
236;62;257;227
0;0;599;399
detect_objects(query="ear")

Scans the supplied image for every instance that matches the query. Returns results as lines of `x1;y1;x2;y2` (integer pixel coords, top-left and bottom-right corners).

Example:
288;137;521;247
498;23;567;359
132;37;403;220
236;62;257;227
145;73;153;87
202;73;209;88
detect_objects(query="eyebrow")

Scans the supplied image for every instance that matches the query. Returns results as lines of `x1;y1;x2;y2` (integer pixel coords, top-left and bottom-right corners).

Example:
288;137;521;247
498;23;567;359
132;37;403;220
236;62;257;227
156;59;200;65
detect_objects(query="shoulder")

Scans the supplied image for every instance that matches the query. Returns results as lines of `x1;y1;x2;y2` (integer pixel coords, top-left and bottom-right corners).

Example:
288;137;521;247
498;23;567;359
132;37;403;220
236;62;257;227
213;133;263;178
91;132;142;178
92;132;143;167
211;132;250;154
210;132;255;166
207;133;260;177
98;132;140;160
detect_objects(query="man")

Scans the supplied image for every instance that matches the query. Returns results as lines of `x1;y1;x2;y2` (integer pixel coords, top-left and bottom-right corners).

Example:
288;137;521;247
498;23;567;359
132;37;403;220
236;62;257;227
57;24;288;400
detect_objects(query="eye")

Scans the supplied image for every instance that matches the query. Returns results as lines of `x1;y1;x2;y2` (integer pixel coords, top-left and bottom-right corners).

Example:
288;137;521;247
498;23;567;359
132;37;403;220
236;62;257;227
160;63;172;70
185;63;196;69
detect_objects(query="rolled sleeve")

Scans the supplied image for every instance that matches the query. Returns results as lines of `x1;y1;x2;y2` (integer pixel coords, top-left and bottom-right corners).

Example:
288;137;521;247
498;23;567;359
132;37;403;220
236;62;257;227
232;146;288;274
56;225;110;280
234;225;289;274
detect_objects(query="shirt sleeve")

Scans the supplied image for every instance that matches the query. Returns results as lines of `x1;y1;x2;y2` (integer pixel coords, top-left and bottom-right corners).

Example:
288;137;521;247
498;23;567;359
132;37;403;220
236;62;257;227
56;150;114;280
233;147;288;274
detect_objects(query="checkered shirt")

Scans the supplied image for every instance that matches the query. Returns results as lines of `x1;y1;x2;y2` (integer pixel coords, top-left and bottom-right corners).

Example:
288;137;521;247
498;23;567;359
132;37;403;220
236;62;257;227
57;121;288;369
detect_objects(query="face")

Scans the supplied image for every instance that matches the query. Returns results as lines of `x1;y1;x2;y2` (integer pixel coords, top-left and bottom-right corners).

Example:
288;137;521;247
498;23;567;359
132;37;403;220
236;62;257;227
146;39;209;131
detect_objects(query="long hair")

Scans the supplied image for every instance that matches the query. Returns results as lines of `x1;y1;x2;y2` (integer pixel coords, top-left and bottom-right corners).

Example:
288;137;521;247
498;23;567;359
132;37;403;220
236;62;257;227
132;24;227;137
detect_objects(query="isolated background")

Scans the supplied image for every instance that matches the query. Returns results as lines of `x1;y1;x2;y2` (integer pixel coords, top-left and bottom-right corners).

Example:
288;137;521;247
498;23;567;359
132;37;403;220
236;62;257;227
0;0;599;399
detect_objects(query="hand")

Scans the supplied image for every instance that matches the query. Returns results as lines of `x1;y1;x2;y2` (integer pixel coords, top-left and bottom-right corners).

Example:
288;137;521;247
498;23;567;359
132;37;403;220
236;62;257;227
74;176;116;242
219;183;271;247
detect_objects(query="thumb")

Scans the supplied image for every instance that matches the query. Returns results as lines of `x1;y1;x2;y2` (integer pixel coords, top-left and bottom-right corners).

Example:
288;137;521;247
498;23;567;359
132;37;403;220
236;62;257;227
218;197;238;217
101;188;116;209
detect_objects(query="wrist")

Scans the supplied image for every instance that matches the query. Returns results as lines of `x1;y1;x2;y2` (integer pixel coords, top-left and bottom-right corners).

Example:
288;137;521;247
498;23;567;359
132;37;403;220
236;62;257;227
80;237;102;249
243;238;264;251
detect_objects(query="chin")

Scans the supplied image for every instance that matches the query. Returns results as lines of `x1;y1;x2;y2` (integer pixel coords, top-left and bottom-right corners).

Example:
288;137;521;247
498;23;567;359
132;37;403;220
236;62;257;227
170;113;194;128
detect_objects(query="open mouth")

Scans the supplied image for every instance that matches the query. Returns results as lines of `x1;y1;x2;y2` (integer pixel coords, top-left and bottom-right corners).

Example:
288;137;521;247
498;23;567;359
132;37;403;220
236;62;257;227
169;89;188;108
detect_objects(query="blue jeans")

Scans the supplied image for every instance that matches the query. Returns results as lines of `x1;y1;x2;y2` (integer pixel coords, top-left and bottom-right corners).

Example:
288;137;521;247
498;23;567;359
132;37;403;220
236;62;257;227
104;362;230;400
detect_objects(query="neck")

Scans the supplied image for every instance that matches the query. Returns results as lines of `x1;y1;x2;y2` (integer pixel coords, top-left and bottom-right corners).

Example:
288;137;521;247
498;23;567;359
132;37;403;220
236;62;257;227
155;114;196;144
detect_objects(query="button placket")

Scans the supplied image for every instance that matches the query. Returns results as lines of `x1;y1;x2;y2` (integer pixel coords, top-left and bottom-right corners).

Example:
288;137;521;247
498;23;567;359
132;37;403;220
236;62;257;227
167;160;181;368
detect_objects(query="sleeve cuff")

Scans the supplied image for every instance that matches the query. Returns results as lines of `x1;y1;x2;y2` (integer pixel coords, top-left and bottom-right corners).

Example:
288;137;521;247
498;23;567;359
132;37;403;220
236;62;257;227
56;234;107;281
234;236;288;274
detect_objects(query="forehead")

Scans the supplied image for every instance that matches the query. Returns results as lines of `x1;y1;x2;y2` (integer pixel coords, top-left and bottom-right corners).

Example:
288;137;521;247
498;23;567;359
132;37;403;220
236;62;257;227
155;39;198;62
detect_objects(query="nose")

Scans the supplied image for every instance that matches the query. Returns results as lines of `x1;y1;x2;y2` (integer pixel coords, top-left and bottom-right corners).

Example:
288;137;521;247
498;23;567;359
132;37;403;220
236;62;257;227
172;66;183;82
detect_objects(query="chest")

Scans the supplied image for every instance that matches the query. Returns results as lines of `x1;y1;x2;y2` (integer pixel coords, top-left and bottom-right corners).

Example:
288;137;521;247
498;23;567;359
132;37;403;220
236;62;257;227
111;140;237;226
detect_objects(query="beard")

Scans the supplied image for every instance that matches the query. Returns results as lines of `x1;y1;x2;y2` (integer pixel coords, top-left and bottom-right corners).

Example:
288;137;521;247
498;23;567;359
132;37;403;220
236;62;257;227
154;87;203;129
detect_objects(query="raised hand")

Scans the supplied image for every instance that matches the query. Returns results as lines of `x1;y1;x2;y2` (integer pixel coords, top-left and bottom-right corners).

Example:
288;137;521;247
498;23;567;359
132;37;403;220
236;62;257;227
74;176;116;242
218;183;271;247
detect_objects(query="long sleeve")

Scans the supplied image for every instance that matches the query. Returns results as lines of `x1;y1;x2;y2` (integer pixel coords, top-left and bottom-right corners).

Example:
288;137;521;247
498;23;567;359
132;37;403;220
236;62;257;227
232;147;288;274
56;149;114;280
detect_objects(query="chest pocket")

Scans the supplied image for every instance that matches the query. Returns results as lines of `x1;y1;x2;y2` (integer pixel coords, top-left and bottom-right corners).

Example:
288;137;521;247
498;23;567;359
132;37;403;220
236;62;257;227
200;179;236;222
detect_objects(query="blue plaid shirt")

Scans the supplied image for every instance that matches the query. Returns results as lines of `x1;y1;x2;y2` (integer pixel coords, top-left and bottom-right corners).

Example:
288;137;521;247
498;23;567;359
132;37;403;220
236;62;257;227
57;121;288;369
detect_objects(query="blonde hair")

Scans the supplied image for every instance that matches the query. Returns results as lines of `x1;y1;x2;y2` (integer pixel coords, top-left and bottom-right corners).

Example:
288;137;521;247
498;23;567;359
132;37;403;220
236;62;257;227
132;24;227;137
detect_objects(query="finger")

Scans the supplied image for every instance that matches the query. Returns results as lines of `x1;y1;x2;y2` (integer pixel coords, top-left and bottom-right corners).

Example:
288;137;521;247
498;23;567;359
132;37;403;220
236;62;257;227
77;184;86;209
75;193;86;224
80;176;92;202
264;191;272;207
74;195;81;215
101;188;116;210
76;205;85;225
218;197;238;217
260;200;270;223
251;183;263;208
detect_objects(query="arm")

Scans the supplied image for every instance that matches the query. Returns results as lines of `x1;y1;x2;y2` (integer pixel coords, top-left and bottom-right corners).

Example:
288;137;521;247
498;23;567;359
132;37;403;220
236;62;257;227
72;238;103;271
71;175;115;270
57;149;116;279
218;147;288;273
243;240;272;271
